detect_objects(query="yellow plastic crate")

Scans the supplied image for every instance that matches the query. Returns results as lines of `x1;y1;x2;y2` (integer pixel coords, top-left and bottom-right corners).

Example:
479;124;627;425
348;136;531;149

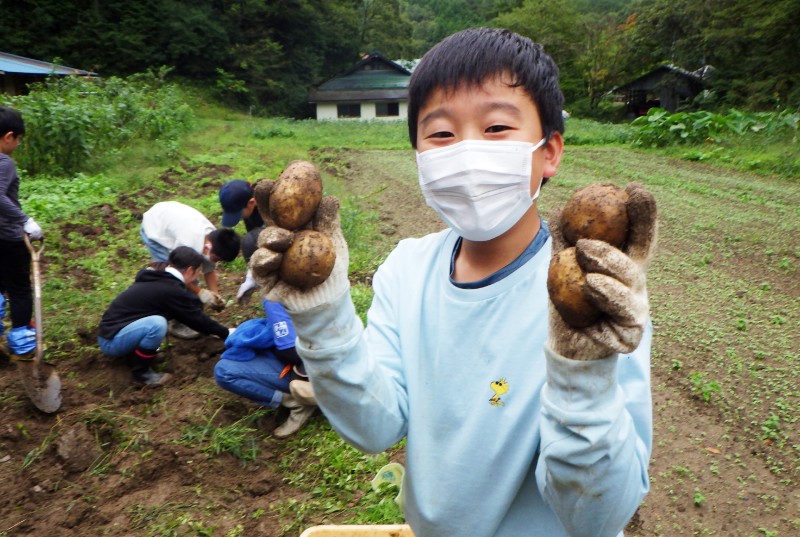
299;524;415;537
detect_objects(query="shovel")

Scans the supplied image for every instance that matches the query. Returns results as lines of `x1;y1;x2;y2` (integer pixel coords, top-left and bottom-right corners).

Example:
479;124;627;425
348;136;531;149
17;235;62;413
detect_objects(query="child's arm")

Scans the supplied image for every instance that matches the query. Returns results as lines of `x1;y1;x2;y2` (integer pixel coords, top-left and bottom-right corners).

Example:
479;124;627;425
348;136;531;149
536;183;657;536
253;196;408;452
537;328;652;537
0;157;28;224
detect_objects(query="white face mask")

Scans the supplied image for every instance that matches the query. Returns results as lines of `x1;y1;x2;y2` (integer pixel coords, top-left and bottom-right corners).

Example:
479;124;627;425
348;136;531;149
416;138;547;242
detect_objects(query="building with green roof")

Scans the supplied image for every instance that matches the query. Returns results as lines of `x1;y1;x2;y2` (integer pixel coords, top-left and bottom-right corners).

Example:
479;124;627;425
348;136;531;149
308;52;412;121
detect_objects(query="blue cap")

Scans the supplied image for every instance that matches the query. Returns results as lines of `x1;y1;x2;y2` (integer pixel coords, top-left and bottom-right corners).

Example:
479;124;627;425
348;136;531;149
219;180;254;227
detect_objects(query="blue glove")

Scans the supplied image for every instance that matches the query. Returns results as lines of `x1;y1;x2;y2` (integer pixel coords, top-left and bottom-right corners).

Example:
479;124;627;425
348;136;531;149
8;325;36;355
0;295;5;337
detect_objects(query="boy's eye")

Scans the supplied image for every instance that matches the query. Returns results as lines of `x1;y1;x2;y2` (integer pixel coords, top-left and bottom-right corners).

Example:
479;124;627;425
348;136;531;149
427;131;453;139
486;125;511;133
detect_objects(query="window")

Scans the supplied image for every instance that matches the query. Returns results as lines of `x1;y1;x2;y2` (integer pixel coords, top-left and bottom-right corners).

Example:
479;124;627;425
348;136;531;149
337;103;361;118
376;102;399;117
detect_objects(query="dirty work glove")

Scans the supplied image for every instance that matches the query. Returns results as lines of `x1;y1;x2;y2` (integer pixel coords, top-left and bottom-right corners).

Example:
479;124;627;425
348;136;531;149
8;325;36;356
236;269;257;305
198;289;226;312
24;217;43;240
251;196;350;313
547;183;658;360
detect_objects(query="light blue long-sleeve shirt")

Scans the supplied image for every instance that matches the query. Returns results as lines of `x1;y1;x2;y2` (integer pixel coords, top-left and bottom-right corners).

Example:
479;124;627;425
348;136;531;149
291;228;652;537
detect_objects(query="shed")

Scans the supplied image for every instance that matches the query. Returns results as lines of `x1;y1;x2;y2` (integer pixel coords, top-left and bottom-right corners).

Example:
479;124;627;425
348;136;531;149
308;52;412;121
1;52;97;96
612;64;710;116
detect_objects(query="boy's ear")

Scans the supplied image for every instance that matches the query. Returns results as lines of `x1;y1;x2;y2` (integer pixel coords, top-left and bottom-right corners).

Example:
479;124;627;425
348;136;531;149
542;132;564;179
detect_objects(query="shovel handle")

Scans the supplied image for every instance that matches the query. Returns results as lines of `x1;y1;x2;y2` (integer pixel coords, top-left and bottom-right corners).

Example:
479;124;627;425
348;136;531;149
22;234;44;366
23;234;44;259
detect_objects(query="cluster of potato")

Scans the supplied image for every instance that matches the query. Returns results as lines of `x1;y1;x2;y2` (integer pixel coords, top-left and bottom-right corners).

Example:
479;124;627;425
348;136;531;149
547;182;630;327
250;160;336;289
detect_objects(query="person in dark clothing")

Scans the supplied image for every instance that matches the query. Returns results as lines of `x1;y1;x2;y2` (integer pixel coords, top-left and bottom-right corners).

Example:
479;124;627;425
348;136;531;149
219;179;264;230
0;106;42;360
98;246;233;385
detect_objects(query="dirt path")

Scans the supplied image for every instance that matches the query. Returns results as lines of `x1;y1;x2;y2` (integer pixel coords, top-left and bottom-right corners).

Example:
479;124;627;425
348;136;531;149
1;148;797;536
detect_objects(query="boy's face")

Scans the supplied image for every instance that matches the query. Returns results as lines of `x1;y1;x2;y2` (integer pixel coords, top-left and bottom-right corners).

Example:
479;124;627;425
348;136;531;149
0;132;21;155
242;198;257;218
416;75;563;194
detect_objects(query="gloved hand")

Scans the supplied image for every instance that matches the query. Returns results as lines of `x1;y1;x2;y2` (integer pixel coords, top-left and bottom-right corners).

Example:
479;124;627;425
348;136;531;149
24;217;43;240
250;196;350;313
547;183;657;360
198;289;225;312
236;269;257;305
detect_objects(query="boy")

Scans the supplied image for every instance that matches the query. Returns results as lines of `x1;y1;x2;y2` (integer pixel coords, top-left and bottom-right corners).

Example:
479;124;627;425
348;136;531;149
140;200;240;310
214;299;317;438
0;106;43;360
98;246;234;385
219;179;263;230
253;28;656;537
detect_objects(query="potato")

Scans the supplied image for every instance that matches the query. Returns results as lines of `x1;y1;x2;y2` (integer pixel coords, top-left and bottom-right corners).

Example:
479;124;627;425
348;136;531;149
257;226;294;252
547;246;602;328
253;179;275;224
280;230;336;289
561;182;629;248
250;248;282;279
268;161;323;230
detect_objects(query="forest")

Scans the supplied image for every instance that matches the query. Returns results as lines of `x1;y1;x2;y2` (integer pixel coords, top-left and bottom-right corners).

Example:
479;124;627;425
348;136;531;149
2;0;798;118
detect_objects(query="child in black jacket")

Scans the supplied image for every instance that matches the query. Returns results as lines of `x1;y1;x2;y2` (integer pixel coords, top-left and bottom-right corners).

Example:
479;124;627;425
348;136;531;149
98;247;233;385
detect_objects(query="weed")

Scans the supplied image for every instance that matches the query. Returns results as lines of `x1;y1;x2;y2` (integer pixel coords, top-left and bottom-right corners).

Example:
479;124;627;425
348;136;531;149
178;406;265;463
689;372;721;403
693;490;706;506
761;415;782;442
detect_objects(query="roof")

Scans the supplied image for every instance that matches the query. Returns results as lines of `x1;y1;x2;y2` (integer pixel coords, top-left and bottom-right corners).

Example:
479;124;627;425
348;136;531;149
309;52;411;103
612;64;707;93
0;52;97;76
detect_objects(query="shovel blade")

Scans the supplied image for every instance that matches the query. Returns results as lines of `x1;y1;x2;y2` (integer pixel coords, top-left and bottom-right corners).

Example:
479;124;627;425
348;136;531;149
18;359;62;413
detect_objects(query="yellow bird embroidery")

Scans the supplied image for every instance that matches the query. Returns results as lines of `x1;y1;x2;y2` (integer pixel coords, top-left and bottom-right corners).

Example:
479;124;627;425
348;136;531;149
490;377;508;407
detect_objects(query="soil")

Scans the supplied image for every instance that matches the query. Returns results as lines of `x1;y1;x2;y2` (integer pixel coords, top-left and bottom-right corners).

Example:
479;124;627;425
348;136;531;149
1;151;797;536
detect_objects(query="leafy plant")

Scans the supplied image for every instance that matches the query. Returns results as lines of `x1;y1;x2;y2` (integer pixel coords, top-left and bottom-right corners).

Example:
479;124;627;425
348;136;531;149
2;70;193;176
689;371;721;403
631;107;800;148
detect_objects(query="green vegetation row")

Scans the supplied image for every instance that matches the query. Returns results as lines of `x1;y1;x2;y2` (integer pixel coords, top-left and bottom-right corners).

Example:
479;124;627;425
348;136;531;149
1;70;193;176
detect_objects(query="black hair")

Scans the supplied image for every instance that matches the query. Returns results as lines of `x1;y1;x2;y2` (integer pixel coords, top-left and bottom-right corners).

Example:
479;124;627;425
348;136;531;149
208;228;241;262
0;106;26;137
407;27;565;149
168;246;205;271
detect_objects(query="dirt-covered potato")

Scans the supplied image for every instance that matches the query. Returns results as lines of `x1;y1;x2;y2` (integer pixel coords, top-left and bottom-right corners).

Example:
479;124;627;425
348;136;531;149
253;179;275;224
268;161;323;230
547;246;602;328
280;229;336;289
258;226;294;252
250;248;282;279
561;182;629;248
